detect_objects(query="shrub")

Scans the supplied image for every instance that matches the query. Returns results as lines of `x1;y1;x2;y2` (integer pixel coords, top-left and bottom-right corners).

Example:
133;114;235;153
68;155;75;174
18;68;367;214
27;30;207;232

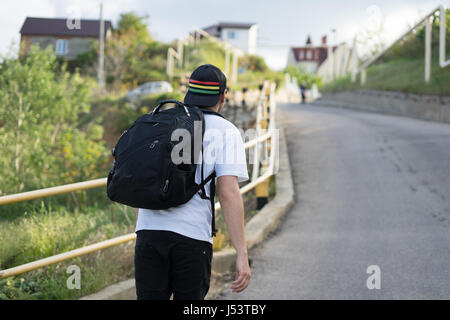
0;46;109;198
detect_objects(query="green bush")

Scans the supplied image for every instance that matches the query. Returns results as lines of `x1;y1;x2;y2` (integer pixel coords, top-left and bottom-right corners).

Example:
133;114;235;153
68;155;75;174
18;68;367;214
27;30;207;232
0;46;109;199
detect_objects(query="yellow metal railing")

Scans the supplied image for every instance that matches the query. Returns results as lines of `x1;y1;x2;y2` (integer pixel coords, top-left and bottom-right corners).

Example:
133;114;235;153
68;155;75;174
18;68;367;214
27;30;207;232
0;178;107;206
0;80;278;280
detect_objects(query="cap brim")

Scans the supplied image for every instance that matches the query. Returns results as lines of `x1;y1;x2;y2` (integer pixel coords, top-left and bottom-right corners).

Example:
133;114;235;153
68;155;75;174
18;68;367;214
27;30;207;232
184;91;220;107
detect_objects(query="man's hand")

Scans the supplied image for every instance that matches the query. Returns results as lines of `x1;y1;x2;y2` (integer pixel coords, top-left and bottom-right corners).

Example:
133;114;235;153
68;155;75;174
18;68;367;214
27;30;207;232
217;175;251;293
231;252;251;293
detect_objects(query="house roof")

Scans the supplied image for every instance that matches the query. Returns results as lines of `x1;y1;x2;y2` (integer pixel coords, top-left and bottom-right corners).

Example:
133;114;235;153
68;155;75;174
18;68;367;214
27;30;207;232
216;22;256;29
202;22;256;36
291;46;331;67
20;17;112;37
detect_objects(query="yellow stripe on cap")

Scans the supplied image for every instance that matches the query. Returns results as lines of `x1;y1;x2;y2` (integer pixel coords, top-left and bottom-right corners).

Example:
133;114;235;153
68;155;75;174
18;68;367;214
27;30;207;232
189;83;220;90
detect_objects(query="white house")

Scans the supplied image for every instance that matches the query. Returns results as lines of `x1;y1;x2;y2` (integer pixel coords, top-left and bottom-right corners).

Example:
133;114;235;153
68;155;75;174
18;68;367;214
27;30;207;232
202;22;258;54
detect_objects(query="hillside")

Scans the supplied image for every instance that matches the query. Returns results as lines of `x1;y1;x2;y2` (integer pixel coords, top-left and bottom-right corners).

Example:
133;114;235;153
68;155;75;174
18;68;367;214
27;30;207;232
321;10;450;97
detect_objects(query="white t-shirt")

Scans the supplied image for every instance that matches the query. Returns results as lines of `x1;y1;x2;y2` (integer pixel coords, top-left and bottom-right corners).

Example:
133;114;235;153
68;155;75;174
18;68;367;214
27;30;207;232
135;114;249;244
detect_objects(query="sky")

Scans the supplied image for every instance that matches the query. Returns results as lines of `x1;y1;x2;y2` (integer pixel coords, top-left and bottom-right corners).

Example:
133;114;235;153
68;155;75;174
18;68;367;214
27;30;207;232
1;0;449;70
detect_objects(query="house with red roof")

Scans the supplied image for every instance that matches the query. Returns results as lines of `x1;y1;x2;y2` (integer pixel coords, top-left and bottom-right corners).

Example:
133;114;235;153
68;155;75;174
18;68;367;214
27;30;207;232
287;35;331;74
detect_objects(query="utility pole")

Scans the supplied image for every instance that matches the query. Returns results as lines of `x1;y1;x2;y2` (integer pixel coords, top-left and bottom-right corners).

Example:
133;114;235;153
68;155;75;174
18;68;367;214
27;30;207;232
98;3;105;93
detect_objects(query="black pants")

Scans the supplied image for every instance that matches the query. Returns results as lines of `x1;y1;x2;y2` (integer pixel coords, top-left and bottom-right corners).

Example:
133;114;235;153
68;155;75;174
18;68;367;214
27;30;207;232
134;230;213;300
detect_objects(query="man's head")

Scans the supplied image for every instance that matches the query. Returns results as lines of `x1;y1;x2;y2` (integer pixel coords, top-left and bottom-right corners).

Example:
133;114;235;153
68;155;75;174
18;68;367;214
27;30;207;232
184;64;227;112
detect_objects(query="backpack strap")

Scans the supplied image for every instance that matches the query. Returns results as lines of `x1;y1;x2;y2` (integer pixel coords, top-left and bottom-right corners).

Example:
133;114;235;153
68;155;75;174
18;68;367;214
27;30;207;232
198;168;217;237
198;143;217;237
197;109;224;238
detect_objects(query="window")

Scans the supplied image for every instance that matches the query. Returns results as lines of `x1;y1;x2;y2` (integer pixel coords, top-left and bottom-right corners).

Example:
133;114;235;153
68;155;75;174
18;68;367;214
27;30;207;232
299;51;304;60
56;39;68;56
227;31;236;39
306;50;312;60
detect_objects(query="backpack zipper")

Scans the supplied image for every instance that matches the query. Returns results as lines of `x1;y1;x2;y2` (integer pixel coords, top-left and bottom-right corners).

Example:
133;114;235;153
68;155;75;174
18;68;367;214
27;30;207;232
163;163;173;193
115;137;162;169
163;179;169;193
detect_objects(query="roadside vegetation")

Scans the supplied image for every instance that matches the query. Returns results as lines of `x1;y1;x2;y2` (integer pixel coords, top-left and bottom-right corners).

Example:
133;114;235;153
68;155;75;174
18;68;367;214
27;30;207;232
321;9;450;96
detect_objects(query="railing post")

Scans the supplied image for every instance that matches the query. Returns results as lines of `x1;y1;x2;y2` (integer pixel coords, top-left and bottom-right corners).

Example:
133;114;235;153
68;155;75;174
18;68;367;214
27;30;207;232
224;46;231;77
440;6;450;68
255;82;271;209
425;16;432;83
351;36;358;83
360;68;366;85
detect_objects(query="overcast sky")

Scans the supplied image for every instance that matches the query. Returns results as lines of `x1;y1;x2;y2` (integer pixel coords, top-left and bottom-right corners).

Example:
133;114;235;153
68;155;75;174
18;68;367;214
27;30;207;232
1;0;449;69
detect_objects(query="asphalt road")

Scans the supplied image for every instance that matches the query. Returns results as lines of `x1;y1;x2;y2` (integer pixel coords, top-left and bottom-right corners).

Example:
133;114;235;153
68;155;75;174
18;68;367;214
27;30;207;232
220;103;450;299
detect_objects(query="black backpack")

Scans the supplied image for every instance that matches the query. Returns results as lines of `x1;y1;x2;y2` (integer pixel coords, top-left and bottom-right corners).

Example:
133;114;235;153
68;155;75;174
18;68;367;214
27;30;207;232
106;99;223;236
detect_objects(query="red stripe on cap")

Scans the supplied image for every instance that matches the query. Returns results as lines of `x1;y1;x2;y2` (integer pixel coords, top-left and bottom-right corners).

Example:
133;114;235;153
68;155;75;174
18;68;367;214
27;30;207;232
189;79;220;85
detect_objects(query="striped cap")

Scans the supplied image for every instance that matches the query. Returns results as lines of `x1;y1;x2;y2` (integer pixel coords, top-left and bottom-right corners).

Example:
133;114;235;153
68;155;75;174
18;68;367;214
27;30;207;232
184;64;227;107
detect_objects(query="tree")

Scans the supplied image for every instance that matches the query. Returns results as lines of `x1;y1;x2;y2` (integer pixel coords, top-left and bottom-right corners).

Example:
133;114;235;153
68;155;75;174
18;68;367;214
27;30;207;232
357;5;387;61
0;46;108;195
76;12;168;92
116;12;152;43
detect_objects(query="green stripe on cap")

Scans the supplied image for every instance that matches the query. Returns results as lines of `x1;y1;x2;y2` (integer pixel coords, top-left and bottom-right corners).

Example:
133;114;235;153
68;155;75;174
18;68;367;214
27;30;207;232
189;88;220;94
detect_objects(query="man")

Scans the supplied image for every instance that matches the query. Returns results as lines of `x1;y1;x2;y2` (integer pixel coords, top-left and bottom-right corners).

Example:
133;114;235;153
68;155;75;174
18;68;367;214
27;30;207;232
134;64;251;300
300;82;307;104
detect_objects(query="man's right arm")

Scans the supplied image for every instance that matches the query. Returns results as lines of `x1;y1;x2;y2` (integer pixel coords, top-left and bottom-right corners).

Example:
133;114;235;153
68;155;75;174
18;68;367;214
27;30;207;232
217;175;251;293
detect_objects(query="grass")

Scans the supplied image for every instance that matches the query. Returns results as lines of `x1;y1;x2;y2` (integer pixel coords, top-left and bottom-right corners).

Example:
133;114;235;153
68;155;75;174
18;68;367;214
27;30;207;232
321;50;450;96
0;197;136;299
0;242;135;300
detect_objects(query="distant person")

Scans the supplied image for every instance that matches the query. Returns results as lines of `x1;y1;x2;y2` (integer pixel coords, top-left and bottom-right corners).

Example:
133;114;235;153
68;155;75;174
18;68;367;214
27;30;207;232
300;82;307;104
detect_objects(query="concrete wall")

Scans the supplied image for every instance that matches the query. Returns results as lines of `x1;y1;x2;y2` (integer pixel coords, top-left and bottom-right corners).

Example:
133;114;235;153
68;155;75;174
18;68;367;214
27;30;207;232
318;90;450;124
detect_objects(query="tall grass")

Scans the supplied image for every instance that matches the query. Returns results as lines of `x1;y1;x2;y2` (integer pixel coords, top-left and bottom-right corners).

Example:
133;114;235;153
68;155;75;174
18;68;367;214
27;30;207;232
0;202;135;270
0;201;136;299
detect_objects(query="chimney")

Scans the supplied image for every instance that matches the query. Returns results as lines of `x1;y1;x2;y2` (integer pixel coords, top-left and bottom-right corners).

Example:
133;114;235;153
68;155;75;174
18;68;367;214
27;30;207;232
321;35;327;46
306;35;312;46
